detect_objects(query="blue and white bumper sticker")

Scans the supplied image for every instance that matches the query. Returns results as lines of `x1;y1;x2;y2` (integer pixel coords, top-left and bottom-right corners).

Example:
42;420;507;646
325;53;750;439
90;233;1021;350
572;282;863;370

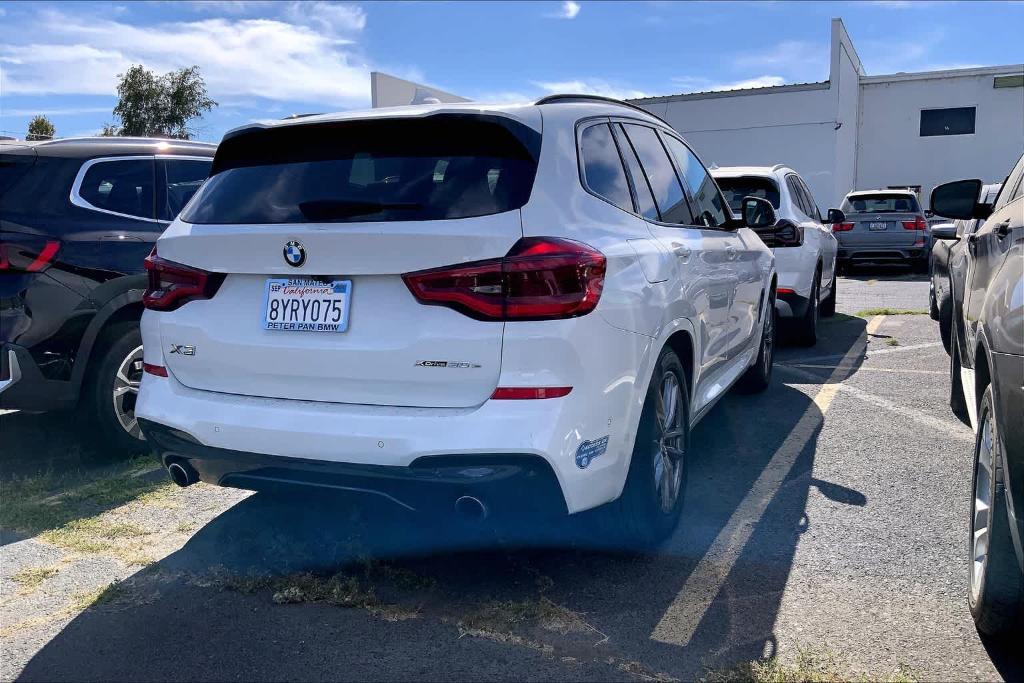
575;436;610;469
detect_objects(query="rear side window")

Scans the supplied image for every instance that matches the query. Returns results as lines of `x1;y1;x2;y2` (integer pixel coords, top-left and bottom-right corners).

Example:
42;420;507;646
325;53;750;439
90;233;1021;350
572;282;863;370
621;124;693;225
661;135;728;228
786;175;815;218
159;158;212;221
580;123;633;213
841;194;920;214
796;177;821;221
183;115;540;224
716;176;780;212
77;158;155;220
612;124;658;221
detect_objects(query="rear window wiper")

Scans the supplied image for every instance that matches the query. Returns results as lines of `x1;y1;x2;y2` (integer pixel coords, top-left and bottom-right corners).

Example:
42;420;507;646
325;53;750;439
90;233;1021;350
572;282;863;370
298;200;422;221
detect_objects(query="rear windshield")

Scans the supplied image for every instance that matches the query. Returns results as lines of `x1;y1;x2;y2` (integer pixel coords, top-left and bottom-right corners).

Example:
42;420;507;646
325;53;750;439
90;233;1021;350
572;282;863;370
715;176;780;212
182;115;540;225
841;194;920;214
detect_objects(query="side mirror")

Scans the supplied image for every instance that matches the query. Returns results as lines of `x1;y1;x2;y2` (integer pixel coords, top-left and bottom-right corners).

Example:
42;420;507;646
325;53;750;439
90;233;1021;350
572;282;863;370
931;223;958;241
742;196;776;229
930;179;991;220
826;208;845;225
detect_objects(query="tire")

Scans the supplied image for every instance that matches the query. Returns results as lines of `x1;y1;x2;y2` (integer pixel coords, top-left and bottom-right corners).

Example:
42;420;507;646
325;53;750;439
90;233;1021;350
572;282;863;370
81;321;148;460
737;292;776;393
792;271;820;347
820;274;837;318
968;385;1024;638
938;290;952;356
600;347;689;550
929;283;940;320
949;322;970;426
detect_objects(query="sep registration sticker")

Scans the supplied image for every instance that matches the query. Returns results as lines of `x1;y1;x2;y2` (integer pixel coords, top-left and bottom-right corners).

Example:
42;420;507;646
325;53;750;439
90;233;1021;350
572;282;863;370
262;278;352;333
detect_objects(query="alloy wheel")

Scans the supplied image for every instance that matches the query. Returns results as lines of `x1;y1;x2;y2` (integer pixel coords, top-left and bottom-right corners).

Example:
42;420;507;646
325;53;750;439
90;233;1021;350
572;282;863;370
970;411;993;603
112;344;145;441
652;371;685;514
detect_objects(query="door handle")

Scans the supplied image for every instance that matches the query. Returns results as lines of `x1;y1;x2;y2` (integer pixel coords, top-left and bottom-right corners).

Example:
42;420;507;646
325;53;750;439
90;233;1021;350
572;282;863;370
994;220;1012;238
671;244;691;259
725;246;738;260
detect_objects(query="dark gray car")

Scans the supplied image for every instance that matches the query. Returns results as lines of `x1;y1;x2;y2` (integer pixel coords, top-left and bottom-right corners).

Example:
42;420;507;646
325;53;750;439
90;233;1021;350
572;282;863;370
932;152;1024;639
835;190;930;271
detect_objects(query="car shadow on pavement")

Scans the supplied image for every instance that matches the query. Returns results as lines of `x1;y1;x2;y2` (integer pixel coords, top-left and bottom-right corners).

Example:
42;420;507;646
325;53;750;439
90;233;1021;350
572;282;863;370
16;320;880;682
839;263;929;282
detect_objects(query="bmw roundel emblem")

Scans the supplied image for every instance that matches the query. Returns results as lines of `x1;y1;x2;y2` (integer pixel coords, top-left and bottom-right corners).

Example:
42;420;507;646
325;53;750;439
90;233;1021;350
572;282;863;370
283;240;306;267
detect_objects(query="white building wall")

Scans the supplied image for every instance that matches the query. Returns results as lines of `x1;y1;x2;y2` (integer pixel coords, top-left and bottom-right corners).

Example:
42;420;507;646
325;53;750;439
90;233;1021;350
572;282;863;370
637;85;841;208
829;18;864;211
856;69;1024;206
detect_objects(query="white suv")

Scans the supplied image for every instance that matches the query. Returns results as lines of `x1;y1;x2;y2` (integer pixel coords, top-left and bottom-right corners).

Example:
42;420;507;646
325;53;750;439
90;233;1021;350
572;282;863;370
136;96;779;546
712;166;842;346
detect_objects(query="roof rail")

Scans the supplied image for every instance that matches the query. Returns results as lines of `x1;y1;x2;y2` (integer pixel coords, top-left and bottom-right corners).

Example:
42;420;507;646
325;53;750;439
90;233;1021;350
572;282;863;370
534;94;672;127
770;163;788;173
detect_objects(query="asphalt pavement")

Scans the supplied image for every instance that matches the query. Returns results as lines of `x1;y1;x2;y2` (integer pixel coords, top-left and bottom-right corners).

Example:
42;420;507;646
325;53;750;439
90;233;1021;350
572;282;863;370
2;269;1021;682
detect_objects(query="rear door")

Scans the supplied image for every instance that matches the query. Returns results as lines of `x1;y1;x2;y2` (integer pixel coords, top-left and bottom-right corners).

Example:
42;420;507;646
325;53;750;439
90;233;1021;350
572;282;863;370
839;193;923;247
155;114;540;408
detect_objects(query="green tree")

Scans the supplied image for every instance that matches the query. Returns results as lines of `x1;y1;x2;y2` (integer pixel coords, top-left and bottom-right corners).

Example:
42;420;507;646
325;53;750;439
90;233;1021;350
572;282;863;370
26;115;55;141
111;65;217;139
99;123;120;137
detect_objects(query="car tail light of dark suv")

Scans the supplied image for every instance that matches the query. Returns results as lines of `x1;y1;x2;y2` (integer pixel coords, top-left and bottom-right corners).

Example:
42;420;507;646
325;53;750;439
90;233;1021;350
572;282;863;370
143;247;225;311
402;237;606;321
0;234;61;273
902;216;927;230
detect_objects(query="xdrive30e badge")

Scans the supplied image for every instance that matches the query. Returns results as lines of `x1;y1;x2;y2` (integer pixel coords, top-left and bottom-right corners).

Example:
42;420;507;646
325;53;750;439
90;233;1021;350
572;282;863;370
283;240;306;267
415;360;482;369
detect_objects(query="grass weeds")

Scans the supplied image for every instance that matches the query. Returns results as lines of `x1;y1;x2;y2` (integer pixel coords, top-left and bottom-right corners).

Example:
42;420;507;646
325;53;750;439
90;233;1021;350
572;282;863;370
855;308;928;317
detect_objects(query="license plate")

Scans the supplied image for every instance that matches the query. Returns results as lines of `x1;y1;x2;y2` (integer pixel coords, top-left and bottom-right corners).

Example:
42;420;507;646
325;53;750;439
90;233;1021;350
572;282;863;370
869;222;888;231
262;278;351;332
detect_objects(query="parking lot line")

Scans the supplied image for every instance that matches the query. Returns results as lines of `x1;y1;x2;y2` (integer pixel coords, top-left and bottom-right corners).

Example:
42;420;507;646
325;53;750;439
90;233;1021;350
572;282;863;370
791;341;941;365
650;316;886;647
789;364;944;375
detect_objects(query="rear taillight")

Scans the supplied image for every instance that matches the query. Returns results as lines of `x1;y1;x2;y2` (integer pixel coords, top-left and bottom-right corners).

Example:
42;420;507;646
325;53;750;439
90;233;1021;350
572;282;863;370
0;235;60;273
143;247;225;311
902;216;927;230
832;222;854;232
402;237;606;321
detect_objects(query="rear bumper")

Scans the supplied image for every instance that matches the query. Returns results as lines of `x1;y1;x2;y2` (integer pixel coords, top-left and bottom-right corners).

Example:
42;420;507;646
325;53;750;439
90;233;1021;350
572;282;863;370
141;419;567;519
837;247;927;263
0;343;77;411
135;368;637;515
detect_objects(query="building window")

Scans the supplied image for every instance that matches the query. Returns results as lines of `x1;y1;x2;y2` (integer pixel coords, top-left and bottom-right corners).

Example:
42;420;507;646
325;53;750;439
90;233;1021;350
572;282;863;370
920;107;976;137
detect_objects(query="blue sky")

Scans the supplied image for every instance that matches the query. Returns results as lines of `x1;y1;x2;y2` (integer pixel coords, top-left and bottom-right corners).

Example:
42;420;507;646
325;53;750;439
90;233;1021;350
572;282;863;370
1;0;1021;142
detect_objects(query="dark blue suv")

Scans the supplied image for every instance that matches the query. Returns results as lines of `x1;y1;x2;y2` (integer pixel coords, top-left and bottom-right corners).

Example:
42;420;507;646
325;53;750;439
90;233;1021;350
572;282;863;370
0;137;215;457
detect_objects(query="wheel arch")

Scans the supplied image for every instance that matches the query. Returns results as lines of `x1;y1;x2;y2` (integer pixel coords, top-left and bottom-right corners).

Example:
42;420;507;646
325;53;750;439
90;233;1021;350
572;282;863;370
69;284;146;390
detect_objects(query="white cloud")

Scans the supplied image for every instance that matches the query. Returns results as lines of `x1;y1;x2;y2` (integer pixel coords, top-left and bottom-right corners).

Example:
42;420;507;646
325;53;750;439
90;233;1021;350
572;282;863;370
3;106;114;117
733;40;829;82
548;1;581;19
670;75;787;94
0;8;373;107
533;79;647;100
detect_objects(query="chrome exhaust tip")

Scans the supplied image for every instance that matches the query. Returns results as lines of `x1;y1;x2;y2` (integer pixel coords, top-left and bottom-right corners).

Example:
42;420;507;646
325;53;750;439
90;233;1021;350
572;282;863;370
167;461;197;488
454;495;488;522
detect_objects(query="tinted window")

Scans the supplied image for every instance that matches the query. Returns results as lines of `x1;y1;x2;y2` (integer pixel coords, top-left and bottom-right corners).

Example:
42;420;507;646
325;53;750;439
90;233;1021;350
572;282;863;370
160;159;212;220
920;107;975;137
716;176;780;212
661;135;728;227
77;158;155;220
612;124;658;221
840;194;920;214
0;151;36;197
786;175;814;218
621;124;693;225
184;116;539;224
797;178;821;220
580;123;633;213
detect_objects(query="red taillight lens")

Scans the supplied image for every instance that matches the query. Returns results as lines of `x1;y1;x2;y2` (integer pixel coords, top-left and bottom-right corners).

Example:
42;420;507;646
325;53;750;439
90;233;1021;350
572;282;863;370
832;222;855;232
0;235;61;273
776;287;795;295
491;386;572;400
902;216;927;230
143;362;168;377
402;237;606;321
143;248;225;311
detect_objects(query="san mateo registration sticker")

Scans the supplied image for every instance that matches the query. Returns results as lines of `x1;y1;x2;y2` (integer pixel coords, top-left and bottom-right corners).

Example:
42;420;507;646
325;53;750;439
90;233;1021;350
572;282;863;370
262;278;352;333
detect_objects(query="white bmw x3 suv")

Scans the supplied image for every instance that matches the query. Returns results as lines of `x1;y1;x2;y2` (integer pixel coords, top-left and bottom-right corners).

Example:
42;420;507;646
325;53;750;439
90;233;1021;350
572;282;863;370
712;166;843;346
136;96;779;546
